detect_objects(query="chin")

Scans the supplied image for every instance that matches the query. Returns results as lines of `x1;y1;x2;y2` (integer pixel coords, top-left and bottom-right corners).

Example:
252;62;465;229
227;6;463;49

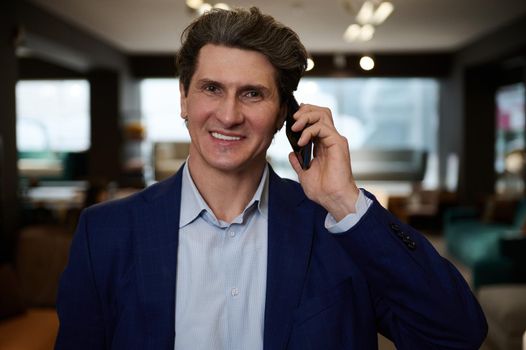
206;155;266;173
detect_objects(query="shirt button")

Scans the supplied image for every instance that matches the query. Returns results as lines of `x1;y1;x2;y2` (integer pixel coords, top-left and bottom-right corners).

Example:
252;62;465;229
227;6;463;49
229;231;236;238
231;287;239;297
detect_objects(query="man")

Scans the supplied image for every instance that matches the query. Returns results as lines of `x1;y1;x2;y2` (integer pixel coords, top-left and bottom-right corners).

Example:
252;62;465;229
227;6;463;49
56;7;487;350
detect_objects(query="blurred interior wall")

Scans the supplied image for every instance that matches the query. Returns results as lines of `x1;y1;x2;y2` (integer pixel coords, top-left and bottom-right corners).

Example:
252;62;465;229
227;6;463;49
0;0;20;261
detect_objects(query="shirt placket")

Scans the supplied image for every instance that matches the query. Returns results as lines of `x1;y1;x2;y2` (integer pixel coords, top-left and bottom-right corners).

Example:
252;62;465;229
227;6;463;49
222;220;241;349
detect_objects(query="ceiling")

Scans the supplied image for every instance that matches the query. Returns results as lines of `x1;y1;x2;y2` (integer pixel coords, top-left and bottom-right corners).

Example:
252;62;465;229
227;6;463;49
28;0;526;54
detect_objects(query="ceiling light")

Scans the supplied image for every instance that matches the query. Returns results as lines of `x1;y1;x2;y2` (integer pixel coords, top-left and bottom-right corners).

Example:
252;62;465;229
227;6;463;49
356;0;374;25
306;58;315;71
214;3;230;10
359;24;375;41
197;3;213;15
359;56;375;71
372;1;394;25
186;0;203;10
341;0;394;43
343;24;361;42
343;23;375;42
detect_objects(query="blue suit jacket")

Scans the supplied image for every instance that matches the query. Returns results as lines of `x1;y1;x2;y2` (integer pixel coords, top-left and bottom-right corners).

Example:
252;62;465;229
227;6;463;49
56;167;487;349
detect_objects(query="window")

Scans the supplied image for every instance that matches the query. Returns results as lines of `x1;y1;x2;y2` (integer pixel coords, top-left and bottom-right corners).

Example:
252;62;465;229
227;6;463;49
140;78;439;187
16;80;90;152
495;83;525;173
141;78;186;142
494;82;525;196
268;78;439;185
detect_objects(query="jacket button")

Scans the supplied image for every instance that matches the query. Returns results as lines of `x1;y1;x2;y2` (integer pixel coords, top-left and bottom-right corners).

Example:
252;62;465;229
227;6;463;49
390;223;401;232
407;241;417;250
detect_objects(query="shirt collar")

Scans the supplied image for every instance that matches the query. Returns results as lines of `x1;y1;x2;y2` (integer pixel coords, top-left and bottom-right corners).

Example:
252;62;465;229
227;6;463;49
179;161;269;229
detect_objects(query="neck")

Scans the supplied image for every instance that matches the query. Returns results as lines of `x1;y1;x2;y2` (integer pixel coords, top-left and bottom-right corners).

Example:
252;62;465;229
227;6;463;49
187;158;266;222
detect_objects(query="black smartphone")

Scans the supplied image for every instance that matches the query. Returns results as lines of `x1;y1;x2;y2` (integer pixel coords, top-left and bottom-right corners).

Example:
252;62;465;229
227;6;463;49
285;95;312;169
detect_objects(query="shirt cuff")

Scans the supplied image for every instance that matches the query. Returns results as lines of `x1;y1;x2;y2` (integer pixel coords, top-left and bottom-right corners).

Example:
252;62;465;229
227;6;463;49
324;189;373;234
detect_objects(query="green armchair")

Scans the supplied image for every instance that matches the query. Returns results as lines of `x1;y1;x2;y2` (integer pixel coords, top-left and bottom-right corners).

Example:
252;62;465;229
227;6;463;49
444;197;526;289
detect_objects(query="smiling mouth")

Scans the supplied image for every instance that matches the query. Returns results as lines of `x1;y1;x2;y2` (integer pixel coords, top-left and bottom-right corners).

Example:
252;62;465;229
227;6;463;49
211;132;242;141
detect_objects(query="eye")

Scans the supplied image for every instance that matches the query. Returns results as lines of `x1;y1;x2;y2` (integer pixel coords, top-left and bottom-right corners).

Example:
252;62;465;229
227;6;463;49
243;90;262;99
204;84;220;93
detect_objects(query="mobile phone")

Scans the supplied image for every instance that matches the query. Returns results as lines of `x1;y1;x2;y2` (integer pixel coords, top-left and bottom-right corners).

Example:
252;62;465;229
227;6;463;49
285;95;312;169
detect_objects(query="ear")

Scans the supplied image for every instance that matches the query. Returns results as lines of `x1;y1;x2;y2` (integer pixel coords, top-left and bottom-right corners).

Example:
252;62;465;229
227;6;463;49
179;82;188;119
275;102;287;131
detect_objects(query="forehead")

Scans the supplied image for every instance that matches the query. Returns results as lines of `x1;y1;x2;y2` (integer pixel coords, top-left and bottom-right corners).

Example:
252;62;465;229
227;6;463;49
192;44;279;89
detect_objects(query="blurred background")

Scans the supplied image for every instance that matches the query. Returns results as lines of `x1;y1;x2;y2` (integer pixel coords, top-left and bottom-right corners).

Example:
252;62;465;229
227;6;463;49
1;0;526;349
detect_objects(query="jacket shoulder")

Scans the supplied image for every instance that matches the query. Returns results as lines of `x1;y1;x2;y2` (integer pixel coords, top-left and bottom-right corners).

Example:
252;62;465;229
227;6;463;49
82;171;182;227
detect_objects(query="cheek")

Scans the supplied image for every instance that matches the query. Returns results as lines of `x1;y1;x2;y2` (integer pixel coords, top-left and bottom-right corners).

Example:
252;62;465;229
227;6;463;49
254;117;279;140
262;109;281;134
187;98;214;122
252;104;280;127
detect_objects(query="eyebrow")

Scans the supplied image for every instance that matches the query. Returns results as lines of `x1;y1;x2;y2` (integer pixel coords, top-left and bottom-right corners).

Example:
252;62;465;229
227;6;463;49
196;78;222;88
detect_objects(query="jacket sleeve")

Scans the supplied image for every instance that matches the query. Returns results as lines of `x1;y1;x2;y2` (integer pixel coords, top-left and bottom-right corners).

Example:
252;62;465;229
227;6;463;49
55;209;108;349
334;192;488;349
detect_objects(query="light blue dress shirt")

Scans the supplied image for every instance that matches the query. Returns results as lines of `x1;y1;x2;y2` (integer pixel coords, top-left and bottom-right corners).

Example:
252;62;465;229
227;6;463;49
175;164;269;349
174;163;371;350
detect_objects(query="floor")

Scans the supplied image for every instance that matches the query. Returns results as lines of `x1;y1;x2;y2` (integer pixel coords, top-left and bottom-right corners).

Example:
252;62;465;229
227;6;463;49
0;308;58;350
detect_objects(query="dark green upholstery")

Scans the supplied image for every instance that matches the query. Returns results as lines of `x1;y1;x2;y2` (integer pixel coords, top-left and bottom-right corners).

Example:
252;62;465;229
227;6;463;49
444;198;526;289
18;151;88;181
18;151;67;181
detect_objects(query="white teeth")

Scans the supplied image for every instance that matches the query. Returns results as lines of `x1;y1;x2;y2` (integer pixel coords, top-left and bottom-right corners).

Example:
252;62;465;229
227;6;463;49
211;132;241;141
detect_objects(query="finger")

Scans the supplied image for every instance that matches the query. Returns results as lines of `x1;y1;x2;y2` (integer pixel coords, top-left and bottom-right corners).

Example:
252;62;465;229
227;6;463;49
288;152;304;175
297;122;339;147
297;105;334;124
291;107;333;132
291;112;320;132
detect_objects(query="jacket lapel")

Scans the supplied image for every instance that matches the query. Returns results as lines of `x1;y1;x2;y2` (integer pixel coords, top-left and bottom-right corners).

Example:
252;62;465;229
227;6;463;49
264;169;315;350
133;169;183;349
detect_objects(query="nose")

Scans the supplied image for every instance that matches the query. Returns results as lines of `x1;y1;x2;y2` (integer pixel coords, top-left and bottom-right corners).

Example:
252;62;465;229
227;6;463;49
216;95;244;127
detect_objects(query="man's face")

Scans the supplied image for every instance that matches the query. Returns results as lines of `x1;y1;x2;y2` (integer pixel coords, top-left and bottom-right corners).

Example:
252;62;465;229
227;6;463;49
180;44;283;175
